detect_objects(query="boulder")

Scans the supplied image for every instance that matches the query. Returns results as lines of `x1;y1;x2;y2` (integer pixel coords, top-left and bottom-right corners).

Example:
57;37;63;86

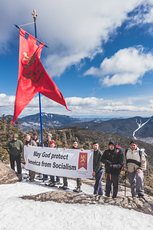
0;161;19;184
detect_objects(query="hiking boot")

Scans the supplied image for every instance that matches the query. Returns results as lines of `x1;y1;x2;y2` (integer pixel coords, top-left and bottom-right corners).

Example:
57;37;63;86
29;178;35;182
48;182;56;187
17;174;22;182
138;193;144;198
73;187;82;193
59;185;69;190
56;181;62;185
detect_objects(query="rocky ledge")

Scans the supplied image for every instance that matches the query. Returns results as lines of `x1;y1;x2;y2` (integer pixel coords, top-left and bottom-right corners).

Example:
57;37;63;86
21;190;153;215
0;161;19;184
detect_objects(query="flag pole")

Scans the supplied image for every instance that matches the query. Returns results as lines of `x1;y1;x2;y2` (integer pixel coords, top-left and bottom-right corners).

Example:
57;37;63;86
32;9;43;144
32;9;45;182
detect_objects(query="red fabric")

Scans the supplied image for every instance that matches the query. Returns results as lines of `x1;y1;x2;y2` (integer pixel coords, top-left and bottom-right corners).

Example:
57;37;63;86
12;29;70;125
78;152;87;170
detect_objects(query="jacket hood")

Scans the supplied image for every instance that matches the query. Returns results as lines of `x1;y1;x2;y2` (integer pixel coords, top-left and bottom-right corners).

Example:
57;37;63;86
108;140;116;151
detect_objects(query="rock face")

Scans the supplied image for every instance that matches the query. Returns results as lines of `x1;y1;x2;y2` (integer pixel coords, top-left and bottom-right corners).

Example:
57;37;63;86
0;161;19;184
21;190;153;215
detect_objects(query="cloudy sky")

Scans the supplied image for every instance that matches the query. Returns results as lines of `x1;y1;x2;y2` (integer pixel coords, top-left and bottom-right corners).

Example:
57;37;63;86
1;0;153;119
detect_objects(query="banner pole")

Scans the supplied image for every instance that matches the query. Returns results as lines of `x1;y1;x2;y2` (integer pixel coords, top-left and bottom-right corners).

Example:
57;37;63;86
32;9;44;181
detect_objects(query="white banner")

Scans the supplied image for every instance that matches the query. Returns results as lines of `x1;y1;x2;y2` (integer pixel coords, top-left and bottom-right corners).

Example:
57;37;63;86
24;146;93;178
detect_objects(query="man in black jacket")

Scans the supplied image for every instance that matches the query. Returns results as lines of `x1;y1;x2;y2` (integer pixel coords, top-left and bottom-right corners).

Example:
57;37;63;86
101;140;123;198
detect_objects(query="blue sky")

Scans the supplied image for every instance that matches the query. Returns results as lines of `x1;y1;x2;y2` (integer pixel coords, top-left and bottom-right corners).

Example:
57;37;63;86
1;0;153;119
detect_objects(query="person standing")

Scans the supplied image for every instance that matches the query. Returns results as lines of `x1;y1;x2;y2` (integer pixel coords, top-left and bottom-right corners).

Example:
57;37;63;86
92;141;104;195
48;140;60;187
43;133;52;180
33;133;40;146
123;140;146;198
72;140;83;193
44;133;52;147
101;140;123;198
59;140;83;192
7;134;23;181
23;134;37;182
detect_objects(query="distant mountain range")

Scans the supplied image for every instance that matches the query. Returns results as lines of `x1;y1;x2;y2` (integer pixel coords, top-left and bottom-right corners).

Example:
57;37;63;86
2;113;153;144
60;116;153;142
17;113;110;131
19;113;82;131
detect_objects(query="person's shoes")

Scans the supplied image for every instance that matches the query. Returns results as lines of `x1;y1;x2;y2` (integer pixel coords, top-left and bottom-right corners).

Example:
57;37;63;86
73;187;82;193
17;174;22;182
138;193;144;198
48;182;56;187
29;178;35;182
36;175;42;180
56;181;62;185
59;185;69;190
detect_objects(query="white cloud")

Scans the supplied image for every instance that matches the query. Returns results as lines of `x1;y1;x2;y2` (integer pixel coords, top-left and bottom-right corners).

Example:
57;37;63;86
84;46;153;86
0;0;146;76
1;93;153;118
126;2;153;29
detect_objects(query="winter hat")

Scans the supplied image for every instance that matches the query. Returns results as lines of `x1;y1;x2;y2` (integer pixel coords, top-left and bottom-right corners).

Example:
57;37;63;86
108;140;116;146
13;134;18;138
130;140;137;144
73;140;78;143
47;133;52;138
93;141;99;145
50;140;55;144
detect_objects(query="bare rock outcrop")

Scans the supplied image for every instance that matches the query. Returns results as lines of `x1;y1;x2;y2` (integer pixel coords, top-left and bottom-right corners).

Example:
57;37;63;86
21;190;153;215
0;161;19;184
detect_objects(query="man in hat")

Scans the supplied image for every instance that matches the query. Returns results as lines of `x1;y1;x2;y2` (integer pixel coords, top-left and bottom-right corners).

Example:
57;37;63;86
92;141;104;195
44;133;52;147
123;140;146;198
101;140;123;198
7;134;23;181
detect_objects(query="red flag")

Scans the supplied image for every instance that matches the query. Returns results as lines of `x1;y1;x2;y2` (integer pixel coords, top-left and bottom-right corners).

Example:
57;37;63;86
12;29;70;125
78;152;87;170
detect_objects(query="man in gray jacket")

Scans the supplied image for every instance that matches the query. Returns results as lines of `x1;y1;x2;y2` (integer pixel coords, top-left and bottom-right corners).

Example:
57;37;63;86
123;140;146;198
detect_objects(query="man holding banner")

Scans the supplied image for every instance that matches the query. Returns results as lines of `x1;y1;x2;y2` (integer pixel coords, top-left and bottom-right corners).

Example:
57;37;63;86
23;134;37;182
59;140;83;192
92;141;104;195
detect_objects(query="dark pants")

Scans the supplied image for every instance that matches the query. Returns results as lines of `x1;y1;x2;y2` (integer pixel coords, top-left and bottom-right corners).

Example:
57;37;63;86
77;178;82;188
106;173;119;198
94;170;104;195
50;175;60;183
63;177;68;186
9;154;21;175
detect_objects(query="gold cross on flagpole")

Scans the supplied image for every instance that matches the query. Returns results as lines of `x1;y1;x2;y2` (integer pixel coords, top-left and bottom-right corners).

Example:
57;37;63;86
32;9;38;20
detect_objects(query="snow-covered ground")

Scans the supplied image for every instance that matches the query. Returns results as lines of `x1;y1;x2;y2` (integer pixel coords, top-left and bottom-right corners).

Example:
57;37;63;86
0;175;153;230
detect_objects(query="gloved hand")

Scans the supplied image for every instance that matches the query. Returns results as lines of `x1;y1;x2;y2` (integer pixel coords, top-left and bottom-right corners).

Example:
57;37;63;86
105;160;111;165
111;164;118;169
